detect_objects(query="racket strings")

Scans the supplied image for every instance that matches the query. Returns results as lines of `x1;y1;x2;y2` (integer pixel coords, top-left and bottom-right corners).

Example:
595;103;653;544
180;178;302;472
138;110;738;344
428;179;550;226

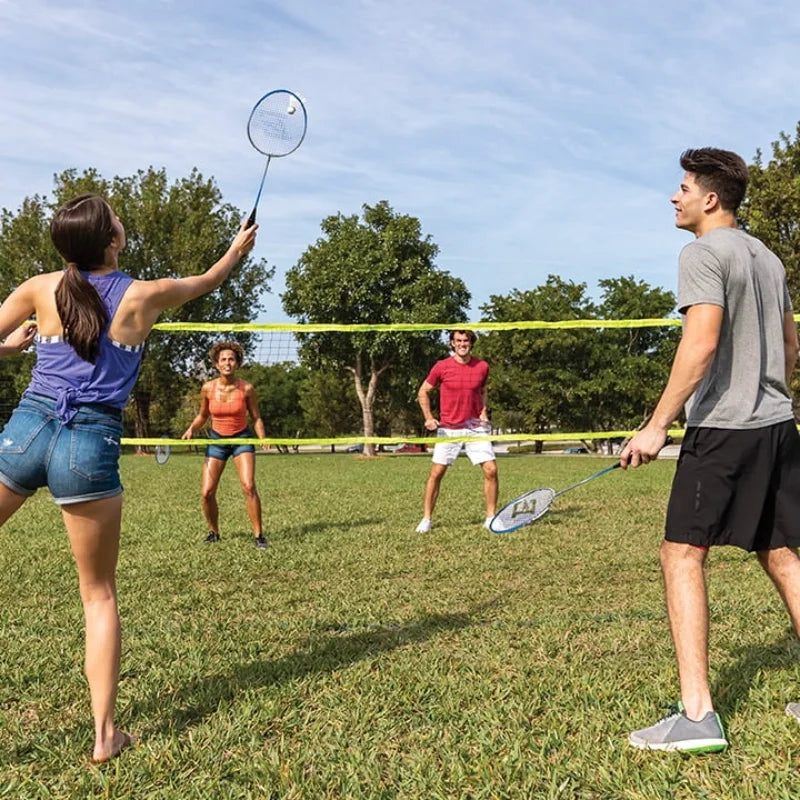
492;488;555;532
248;92;306;156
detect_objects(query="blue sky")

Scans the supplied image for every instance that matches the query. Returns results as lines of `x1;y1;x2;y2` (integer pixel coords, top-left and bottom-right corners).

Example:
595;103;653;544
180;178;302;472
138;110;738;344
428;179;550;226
1;0;799;323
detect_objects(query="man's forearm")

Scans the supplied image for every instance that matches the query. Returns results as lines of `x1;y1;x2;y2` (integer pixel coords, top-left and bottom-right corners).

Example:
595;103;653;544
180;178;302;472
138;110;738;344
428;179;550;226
418;393;434;421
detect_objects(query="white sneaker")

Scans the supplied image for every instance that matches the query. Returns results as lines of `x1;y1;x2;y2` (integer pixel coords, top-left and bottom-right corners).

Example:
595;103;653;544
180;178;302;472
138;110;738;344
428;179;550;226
415;518;432;533
483;517;494;530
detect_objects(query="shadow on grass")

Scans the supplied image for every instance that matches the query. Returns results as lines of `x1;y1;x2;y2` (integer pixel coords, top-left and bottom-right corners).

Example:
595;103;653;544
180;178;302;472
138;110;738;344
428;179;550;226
712;633;800;721
138;599;501;736
283;516;383;540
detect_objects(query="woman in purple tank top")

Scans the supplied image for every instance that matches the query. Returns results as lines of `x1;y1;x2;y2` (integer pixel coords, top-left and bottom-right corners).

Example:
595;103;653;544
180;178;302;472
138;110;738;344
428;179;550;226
0;194;256;763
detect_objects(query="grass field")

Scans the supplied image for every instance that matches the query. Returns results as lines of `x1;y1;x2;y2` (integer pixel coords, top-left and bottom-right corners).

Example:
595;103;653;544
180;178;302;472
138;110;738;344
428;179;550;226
1;452;800;799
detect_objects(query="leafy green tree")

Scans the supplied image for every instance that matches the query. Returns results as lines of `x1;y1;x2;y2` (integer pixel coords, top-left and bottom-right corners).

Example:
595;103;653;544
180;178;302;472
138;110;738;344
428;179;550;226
240;362;307;452
300;369;362;452
588;276;678;435
283;201;469;454
0;167;274;440
479;275;677;449
479;277;597;450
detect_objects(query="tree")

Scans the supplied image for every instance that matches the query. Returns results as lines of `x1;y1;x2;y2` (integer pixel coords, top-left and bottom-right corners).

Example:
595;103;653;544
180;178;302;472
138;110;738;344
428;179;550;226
283;201;470;454
240;362;307;452
586;276;678;441
479;275;677;449
300;368;362;452
479;277;597;450
0;167;274;441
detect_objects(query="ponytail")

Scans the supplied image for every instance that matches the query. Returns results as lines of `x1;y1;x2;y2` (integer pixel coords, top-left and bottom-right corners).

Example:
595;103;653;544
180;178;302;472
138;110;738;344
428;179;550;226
50;194;115;363
55;265;108;363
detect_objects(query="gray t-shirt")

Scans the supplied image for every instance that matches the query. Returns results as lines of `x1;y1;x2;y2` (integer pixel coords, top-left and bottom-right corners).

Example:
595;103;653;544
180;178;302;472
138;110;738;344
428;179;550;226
678;226;794;429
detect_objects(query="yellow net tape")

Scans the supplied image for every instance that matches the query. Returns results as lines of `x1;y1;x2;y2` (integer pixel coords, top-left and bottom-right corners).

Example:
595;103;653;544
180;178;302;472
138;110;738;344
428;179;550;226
122;429;686;448
137;317;693;447
153;318;682;333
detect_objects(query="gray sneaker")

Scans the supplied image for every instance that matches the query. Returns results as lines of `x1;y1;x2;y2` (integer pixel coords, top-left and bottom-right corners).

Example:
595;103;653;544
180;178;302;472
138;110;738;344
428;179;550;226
786;703;800;720
629;703;727;753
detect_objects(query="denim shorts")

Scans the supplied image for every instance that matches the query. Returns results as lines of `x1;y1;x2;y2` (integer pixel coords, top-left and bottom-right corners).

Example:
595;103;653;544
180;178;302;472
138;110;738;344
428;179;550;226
0;392;123;505
205;427;255;461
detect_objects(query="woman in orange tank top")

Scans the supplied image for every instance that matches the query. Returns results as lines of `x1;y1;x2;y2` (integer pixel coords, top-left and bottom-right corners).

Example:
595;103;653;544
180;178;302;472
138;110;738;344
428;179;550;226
181;341;268;548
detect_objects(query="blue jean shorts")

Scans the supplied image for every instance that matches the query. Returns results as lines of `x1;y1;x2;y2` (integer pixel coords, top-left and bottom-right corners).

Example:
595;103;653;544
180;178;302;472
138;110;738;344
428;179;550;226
205;427;255;461
0;392;123;505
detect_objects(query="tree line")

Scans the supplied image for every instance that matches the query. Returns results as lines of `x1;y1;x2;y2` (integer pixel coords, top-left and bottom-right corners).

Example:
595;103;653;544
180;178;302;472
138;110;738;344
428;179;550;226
2;124;800;449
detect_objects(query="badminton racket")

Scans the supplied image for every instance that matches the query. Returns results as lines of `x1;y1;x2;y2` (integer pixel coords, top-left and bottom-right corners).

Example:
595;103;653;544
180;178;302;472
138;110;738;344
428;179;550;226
245;89;307;227
489;463;620;533
155;438;171;466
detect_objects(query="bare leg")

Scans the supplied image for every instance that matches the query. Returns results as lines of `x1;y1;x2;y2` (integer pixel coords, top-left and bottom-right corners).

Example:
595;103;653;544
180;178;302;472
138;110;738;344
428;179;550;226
201;457;226;534
0;482;28;527
232;452;263;537
62;495;133;763
423;464;448;519
757;547;800;635
480;459;498;517
660;540;713;720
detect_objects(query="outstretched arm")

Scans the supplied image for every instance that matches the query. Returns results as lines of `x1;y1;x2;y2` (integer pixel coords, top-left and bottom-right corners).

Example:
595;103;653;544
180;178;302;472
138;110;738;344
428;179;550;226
138;221;258;329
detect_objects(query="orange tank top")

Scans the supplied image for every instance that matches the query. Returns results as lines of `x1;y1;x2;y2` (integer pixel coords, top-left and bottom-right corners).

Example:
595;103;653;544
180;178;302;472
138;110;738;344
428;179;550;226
208;379;248;435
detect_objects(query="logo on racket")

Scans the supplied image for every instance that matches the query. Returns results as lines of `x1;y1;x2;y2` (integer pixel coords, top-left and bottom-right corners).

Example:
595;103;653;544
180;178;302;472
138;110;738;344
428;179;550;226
511;497;538;518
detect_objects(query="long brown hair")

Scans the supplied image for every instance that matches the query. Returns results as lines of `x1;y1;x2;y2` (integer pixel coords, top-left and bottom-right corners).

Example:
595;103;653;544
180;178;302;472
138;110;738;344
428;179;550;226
50;194;115;362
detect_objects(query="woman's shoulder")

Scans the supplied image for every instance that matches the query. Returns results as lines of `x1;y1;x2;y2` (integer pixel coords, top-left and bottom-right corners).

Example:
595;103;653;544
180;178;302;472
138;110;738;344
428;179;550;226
25;271;63;289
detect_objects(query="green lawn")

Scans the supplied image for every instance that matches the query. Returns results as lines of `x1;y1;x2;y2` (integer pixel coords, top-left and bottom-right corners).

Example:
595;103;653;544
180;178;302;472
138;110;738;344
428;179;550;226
1;453;799;799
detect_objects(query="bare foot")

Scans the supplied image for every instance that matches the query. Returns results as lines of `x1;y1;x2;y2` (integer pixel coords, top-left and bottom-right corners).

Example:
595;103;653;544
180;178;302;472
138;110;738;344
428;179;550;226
91;730;136;764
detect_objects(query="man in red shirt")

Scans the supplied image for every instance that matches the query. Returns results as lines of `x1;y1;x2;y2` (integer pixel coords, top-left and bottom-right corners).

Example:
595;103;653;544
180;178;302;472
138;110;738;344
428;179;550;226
415;330;498;532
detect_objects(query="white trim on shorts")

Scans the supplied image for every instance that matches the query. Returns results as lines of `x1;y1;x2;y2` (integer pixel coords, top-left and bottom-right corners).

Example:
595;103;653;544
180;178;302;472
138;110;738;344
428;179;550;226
432;427;496;466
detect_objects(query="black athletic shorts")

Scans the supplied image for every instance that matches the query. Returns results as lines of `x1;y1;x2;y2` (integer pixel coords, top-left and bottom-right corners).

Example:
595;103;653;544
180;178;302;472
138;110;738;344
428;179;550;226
665;419;800;552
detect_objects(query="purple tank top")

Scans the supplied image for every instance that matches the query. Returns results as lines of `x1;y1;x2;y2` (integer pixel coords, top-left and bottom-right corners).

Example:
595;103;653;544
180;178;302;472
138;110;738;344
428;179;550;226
28;270;144;422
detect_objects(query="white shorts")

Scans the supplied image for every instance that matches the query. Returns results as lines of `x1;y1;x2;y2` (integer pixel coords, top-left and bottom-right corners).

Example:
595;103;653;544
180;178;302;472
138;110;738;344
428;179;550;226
432;427;496;466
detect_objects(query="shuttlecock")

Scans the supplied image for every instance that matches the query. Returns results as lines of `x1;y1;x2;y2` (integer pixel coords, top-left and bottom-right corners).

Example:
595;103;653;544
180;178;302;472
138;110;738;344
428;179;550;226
287;95;305;115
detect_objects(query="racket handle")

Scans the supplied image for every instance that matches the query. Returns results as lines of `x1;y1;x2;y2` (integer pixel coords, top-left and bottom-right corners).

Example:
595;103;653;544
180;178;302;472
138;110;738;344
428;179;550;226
246;207;257;228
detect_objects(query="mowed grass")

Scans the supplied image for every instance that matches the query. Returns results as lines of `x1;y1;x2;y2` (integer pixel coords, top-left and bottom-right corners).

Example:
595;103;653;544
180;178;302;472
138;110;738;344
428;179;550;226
1;453;800;799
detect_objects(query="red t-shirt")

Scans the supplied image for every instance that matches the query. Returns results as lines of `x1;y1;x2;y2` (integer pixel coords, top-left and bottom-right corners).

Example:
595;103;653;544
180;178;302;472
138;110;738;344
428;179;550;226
425;356;489;429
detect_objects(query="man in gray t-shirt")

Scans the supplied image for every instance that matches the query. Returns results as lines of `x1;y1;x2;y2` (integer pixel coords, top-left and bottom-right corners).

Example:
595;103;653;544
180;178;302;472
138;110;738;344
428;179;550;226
620;148;800;754
678;226;794;429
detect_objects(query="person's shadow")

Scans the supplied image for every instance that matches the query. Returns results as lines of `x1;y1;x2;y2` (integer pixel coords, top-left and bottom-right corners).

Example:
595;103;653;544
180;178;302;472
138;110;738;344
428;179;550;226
282;516;382;540
711;632;800;721
135;599;501;736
